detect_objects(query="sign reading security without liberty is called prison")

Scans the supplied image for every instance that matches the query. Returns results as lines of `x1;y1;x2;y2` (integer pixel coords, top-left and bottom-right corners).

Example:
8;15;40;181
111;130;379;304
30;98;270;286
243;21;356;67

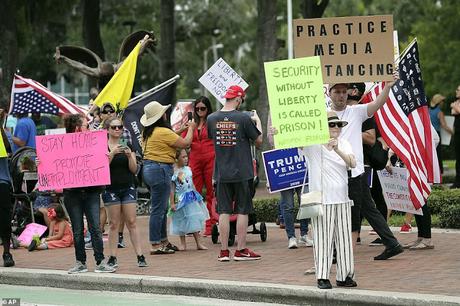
294;15;394;83
264;56;329;149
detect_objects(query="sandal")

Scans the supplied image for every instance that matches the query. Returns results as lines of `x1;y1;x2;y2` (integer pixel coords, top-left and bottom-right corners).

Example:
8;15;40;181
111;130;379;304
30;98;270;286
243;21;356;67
150;246;175;255
165;243;179;252
409;241;434;250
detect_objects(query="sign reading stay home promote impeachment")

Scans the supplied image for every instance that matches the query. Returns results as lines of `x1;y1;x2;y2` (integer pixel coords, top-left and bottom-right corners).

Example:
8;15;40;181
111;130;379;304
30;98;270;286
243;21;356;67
294;15;394;83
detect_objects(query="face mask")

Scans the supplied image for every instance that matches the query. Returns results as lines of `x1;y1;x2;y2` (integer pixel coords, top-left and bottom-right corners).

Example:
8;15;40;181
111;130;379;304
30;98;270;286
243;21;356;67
348;95;361;102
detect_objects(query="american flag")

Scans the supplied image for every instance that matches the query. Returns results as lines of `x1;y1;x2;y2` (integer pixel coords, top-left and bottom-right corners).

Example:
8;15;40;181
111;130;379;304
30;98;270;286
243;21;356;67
9;74;86;116
361;40;439;209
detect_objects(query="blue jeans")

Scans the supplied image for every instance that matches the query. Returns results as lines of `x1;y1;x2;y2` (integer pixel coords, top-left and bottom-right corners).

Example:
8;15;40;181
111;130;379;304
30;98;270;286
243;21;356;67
142;160;173;244
280;187;308;239
64;189;104;264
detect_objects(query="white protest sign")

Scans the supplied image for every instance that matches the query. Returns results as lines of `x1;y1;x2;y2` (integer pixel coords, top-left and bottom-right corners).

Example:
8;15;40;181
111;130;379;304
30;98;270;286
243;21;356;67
377;167;423;215
199;58;249;105
441;115;454;145
45;128;66;135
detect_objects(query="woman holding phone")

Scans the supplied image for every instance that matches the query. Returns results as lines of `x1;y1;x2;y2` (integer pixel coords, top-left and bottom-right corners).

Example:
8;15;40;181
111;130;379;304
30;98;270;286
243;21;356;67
102;117;147;268
182;96;215;236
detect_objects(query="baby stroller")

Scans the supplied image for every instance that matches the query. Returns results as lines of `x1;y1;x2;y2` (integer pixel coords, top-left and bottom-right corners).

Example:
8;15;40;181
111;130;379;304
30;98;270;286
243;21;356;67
210;176;267;246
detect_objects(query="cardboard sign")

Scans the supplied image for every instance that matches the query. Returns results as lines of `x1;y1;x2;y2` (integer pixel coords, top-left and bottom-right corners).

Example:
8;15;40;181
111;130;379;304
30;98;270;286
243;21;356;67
171;101;193;132
36;130;110;191
262;148;308;193
17;222;47;245
264;56;329;149
441;116;454;145
294;15;394;83
199;58;249;105
377;167;423;215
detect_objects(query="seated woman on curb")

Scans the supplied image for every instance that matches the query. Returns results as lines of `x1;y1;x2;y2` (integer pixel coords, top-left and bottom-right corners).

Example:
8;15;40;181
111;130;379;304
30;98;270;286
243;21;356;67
302;111;357;289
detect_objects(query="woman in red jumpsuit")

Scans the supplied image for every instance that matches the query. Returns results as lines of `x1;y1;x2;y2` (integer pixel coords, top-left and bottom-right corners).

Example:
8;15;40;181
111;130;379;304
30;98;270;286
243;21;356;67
183;96;215;235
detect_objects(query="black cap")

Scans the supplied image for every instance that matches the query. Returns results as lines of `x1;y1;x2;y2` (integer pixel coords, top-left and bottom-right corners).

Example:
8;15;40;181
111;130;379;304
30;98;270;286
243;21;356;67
348;83;366;94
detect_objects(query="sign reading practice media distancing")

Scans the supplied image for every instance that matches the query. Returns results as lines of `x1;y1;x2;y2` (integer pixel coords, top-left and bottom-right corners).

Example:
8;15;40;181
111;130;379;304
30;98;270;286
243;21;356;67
36;130;110;191
264;56;329;149
199;58;249;105
262;148;308;193
377;167;423;215
294;15;394;83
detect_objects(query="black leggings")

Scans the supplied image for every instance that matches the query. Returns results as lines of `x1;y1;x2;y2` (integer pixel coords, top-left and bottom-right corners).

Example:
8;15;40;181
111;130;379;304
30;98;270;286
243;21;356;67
0;182;13;254
414;204;431;238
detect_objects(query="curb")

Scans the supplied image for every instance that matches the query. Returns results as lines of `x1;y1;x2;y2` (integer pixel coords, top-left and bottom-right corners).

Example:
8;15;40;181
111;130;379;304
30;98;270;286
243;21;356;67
1;268;460;306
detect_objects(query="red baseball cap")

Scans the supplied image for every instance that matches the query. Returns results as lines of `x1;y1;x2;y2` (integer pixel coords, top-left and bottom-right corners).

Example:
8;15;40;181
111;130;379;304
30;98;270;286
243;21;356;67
224;85;246;100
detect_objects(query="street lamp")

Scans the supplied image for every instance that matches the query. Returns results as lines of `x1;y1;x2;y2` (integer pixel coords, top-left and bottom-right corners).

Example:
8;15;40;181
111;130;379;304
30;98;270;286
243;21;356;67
202;43;224;98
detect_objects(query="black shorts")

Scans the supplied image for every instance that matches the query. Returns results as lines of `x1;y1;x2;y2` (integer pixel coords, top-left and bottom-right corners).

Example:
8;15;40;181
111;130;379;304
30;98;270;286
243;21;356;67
216;179;253;215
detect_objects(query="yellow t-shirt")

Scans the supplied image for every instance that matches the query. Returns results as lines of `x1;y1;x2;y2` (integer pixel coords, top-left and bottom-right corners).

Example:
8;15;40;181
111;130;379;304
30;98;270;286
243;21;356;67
143;127;179;163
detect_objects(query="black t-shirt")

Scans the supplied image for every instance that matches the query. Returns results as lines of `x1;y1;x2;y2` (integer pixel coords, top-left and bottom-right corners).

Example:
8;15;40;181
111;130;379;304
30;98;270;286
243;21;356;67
207;110;260;182
362;117;376;165
108;144;134;188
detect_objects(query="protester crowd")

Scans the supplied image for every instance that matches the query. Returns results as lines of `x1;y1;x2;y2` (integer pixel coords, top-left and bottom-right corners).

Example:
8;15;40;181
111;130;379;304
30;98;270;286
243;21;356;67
0;80;459;290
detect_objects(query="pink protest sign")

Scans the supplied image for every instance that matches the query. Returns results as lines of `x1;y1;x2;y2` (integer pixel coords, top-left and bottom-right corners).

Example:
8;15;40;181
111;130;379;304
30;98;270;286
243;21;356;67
18;223;48;245
36;130;111;190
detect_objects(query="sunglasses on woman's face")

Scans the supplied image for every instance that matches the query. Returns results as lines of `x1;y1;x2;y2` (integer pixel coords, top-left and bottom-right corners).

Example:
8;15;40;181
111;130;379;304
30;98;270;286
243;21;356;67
110;125;123;130
102;109;115;115
195;107;207;112
328;122;346;128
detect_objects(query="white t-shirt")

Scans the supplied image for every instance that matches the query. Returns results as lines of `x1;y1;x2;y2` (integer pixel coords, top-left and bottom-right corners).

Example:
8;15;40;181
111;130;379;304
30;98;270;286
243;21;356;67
303;139;353;205
331;104;369;178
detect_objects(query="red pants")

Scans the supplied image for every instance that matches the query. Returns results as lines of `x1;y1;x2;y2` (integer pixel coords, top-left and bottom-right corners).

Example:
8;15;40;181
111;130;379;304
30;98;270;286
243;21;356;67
190;153;215;234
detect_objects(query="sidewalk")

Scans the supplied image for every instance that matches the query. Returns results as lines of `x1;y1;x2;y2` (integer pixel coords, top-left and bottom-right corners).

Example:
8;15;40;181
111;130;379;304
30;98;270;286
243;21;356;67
2;216;460;305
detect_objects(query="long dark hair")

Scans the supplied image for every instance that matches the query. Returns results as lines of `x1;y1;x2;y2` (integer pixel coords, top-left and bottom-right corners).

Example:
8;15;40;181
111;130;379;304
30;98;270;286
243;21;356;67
193;96;212;123
142;115;171;140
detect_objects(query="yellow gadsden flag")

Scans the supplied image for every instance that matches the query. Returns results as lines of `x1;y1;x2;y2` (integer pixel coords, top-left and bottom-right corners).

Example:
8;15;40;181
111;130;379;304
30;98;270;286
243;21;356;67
94;42;141;110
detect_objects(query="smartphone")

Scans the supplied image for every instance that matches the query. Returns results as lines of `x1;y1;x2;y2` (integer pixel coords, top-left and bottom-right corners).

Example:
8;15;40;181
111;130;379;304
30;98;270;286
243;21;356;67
187;112;193;121
118;138;128;148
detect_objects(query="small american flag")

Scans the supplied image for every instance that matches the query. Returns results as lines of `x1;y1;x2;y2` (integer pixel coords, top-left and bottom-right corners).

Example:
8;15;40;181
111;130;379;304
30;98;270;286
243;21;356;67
9;74;86;116
361;40;439;209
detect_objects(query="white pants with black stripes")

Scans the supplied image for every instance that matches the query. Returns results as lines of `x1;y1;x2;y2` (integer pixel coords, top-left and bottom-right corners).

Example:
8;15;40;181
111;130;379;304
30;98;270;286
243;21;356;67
311;202;354;281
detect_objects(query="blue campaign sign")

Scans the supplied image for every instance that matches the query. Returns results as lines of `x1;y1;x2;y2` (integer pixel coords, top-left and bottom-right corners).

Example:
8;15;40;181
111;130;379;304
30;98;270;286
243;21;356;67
262;148;308;193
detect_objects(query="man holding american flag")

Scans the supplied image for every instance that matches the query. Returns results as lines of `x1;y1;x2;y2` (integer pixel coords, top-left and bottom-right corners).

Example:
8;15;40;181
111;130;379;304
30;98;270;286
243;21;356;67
328;72;404;261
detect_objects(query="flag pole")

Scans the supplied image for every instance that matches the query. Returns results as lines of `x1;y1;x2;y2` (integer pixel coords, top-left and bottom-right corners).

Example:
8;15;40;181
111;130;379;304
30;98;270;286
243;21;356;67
127;74;180;106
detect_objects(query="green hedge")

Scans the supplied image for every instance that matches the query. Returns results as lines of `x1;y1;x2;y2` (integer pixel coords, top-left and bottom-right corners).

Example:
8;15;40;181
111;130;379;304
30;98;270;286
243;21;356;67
253;188;460;229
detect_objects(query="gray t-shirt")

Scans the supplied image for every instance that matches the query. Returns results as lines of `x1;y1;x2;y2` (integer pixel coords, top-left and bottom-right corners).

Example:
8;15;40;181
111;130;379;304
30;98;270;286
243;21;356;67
207;110;261;183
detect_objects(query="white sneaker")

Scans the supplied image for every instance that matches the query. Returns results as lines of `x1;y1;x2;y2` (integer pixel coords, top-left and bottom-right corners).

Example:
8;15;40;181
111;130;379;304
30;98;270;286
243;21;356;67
288;237;298;249
95;261;116;273
299;235;314;247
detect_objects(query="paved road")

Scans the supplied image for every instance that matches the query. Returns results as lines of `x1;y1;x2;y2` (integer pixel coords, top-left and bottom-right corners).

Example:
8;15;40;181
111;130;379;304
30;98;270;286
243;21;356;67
0;284;286;306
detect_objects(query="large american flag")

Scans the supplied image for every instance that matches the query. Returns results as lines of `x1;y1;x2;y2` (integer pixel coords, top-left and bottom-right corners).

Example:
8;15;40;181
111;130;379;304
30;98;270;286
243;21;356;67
9;74;86;116
361;41;439;209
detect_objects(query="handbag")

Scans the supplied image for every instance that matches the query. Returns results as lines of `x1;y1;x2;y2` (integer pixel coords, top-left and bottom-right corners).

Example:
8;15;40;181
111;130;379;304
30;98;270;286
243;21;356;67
296;147;323;220
297;191;323;219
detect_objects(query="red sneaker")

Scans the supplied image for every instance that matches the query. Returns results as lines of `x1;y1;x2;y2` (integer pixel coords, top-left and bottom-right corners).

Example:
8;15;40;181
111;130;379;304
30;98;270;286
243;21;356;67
233;248;261;261
400;223;412;233
218;249;230;262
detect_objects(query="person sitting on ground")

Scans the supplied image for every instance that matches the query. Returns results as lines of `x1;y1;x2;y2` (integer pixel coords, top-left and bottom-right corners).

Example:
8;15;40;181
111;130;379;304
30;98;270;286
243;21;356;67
27;205;73;251
169;149;208;251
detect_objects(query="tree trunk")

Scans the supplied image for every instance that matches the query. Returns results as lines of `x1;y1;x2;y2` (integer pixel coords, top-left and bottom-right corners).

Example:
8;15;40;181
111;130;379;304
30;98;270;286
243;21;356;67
256;0;278;180
0;0;18;104
82;0;105;60
159;0;176;79
301;0;329;18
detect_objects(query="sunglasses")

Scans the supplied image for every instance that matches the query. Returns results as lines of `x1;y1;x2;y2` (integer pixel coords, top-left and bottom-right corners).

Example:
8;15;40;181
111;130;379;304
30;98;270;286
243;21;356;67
102;109;115;114
110;125;123;130
328;122;346;128
195;107;207;112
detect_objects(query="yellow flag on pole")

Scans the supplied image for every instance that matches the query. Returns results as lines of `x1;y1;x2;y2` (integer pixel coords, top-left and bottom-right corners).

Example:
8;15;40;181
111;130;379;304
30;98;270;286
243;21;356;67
94;42;141;110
